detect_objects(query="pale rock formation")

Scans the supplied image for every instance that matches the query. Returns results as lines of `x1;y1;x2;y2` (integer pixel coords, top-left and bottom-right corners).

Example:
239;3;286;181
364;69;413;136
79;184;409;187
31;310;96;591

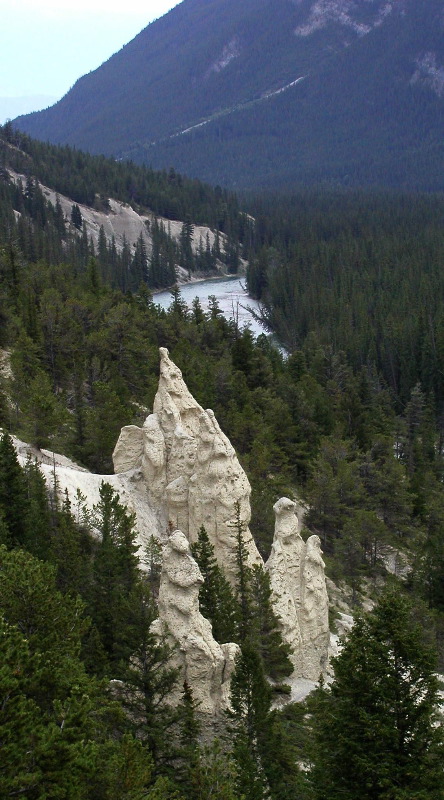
113;347;261;581
9;433;160;557
150;530;239;714
112;425;144;474
266;497;329;681
9;345;331;694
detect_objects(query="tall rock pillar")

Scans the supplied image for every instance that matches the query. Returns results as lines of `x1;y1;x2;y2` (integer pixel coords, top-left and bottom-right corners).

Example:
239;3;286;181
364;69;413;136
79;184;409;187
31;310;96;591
266;497;329;680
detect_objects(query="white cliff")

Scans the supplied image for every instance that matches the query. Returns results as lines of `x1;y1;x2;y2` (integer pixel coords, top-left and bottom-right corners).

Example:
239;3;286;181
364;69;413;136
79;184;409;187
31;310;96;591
266;497;329;681
150;530;239;715
114;347;261;581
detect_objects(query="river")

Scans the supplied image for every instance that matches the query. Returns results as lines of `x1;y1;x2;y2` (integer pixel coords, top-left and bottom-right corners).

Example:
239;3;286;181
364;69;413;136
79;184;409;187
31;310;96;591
153;277;266;338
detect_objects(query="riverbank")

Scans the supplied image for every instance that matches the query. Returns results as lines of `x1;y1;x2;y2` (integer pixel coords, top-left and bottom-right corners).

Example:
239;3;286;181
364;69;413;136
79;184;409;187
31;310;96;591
153;276;265;338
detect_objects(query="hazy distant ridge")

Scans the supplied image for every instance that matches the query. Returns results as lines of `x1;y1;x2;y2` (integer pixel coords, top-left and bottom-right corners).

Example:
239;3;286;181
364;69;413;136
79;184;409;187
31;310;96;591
14;0;444;190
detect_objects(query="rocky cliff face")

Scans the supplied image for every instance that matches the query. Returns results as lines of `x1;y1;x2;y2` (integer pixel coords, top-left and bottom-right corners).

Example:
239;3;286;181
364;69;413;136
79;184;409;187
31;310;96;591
266;497;330;681
7;167;221;266
114;347;262;582
151;530;239;715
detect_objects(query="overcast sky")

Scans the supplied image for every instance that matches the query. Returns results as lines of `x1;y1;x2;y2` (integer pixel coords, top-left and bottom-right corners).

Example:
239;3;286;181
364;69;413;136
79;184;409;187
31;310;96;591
0;0;179;121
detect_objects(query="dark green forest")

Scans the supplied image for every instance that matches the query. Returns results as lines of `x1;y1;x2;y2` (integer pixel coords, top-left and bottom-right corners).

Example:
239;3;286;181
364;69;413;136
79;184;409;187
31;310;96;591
0;126;443;797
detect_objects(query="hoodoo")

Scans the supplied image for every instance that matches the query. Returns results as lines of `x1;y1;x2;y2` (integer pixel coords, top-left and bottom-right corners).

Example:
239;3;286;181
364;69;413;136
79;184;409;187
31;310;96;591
114;350;330;684
150;529;239;716
266;498;330;681
113;347;262;582
14;348;330;691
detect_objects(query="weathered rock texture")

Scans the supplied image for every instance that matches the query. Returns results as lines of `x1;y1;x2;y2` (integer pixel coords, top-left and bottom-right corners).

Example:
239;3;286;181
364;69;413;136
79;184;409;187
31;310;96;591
150;530;239;714
114;350;330;681
113;347;261;581
266;497;329;681
11;348;330;690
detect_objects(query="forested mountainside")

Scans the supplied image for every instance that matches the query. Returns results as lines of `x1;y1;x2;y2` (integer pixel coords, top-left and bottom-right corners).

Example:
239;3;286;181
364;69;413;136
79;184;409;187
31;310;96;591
14;0;444;190
0;124;246;290
0;127;443;797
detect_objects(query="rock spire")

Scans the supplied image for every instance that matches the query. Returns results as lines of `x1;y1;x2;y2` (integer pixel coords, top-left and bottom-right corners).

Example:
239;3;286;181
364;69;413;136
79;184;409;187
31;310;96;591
113;347;261;581
150;530;239;715
266;497;329;681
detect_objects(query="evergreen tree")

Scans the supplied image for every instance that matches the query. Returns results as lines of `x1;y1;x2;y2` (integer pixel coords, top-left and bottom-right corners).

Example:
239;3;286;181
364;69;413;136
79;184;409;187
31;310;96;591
132;232;148;287
412;473;444;612
0;430;27;548
229;504;291;680
180;219;194;273
117;586;181;770
90;482;141;673
20;370;68;449
249;564;292;682
231;501;253;642
22;457;52;560
187;740;240;800
71;203;82;230
191;525;238;644
144;533;163;597
170;284;189;319
174;681;202;797
228;644;270;800
310;590;444;800
0;546;154;800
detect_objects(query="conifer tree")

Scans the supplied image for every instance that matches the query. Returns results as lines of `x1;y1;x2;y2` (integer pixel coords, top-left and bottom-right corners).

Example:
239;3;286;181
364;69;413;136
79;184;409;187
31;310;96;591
228;644;270;800
191;525;238;643
231;501;253;642
188;740;240;800
117;584;181;770
250;564;292;681
0;430;27;548
90;482;141;673
20;370;67;449
0;546;154;800
22;457;52;560
174;681;202;797
310;590;444;800
71;203;82;230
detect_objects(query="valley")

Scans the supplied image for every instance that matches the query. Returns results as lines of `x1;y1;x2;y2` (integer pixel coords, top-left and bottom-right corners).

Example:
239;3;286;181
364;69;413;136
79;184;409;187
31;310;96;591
1;0;444;797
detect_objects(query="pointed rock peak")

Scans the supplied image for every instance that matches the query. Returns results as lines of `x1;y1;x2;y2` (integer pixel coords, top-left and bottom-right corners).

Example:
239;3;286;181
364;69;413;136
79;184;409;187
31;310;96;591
114;348;260;582
155;347;198;414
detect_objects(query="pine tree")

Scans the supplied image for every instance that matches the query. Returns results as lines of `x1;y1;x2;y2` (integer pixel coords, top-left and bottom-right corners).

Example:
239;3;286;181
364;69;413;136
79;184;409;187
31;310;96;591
180;219;194;273
310;590;444;800
117;584;181;770
144;533;163;597
231;501;253;642
228;644;270;800
0;545;152;800
174;681;202;797
249;564;292;682
0;430;27;548
71;203;82;230
188;739;240;800
22;457;52;560
0;617;47;797
20;370;67;449
90;482;141;673
229;504;291;680
191;525;238;644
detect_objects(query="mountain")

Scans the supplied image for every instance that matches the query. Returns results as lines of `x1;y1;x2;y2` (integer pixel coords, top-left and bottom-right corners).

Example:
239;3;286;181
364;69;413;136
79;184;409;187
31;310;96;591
14;0;444;189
